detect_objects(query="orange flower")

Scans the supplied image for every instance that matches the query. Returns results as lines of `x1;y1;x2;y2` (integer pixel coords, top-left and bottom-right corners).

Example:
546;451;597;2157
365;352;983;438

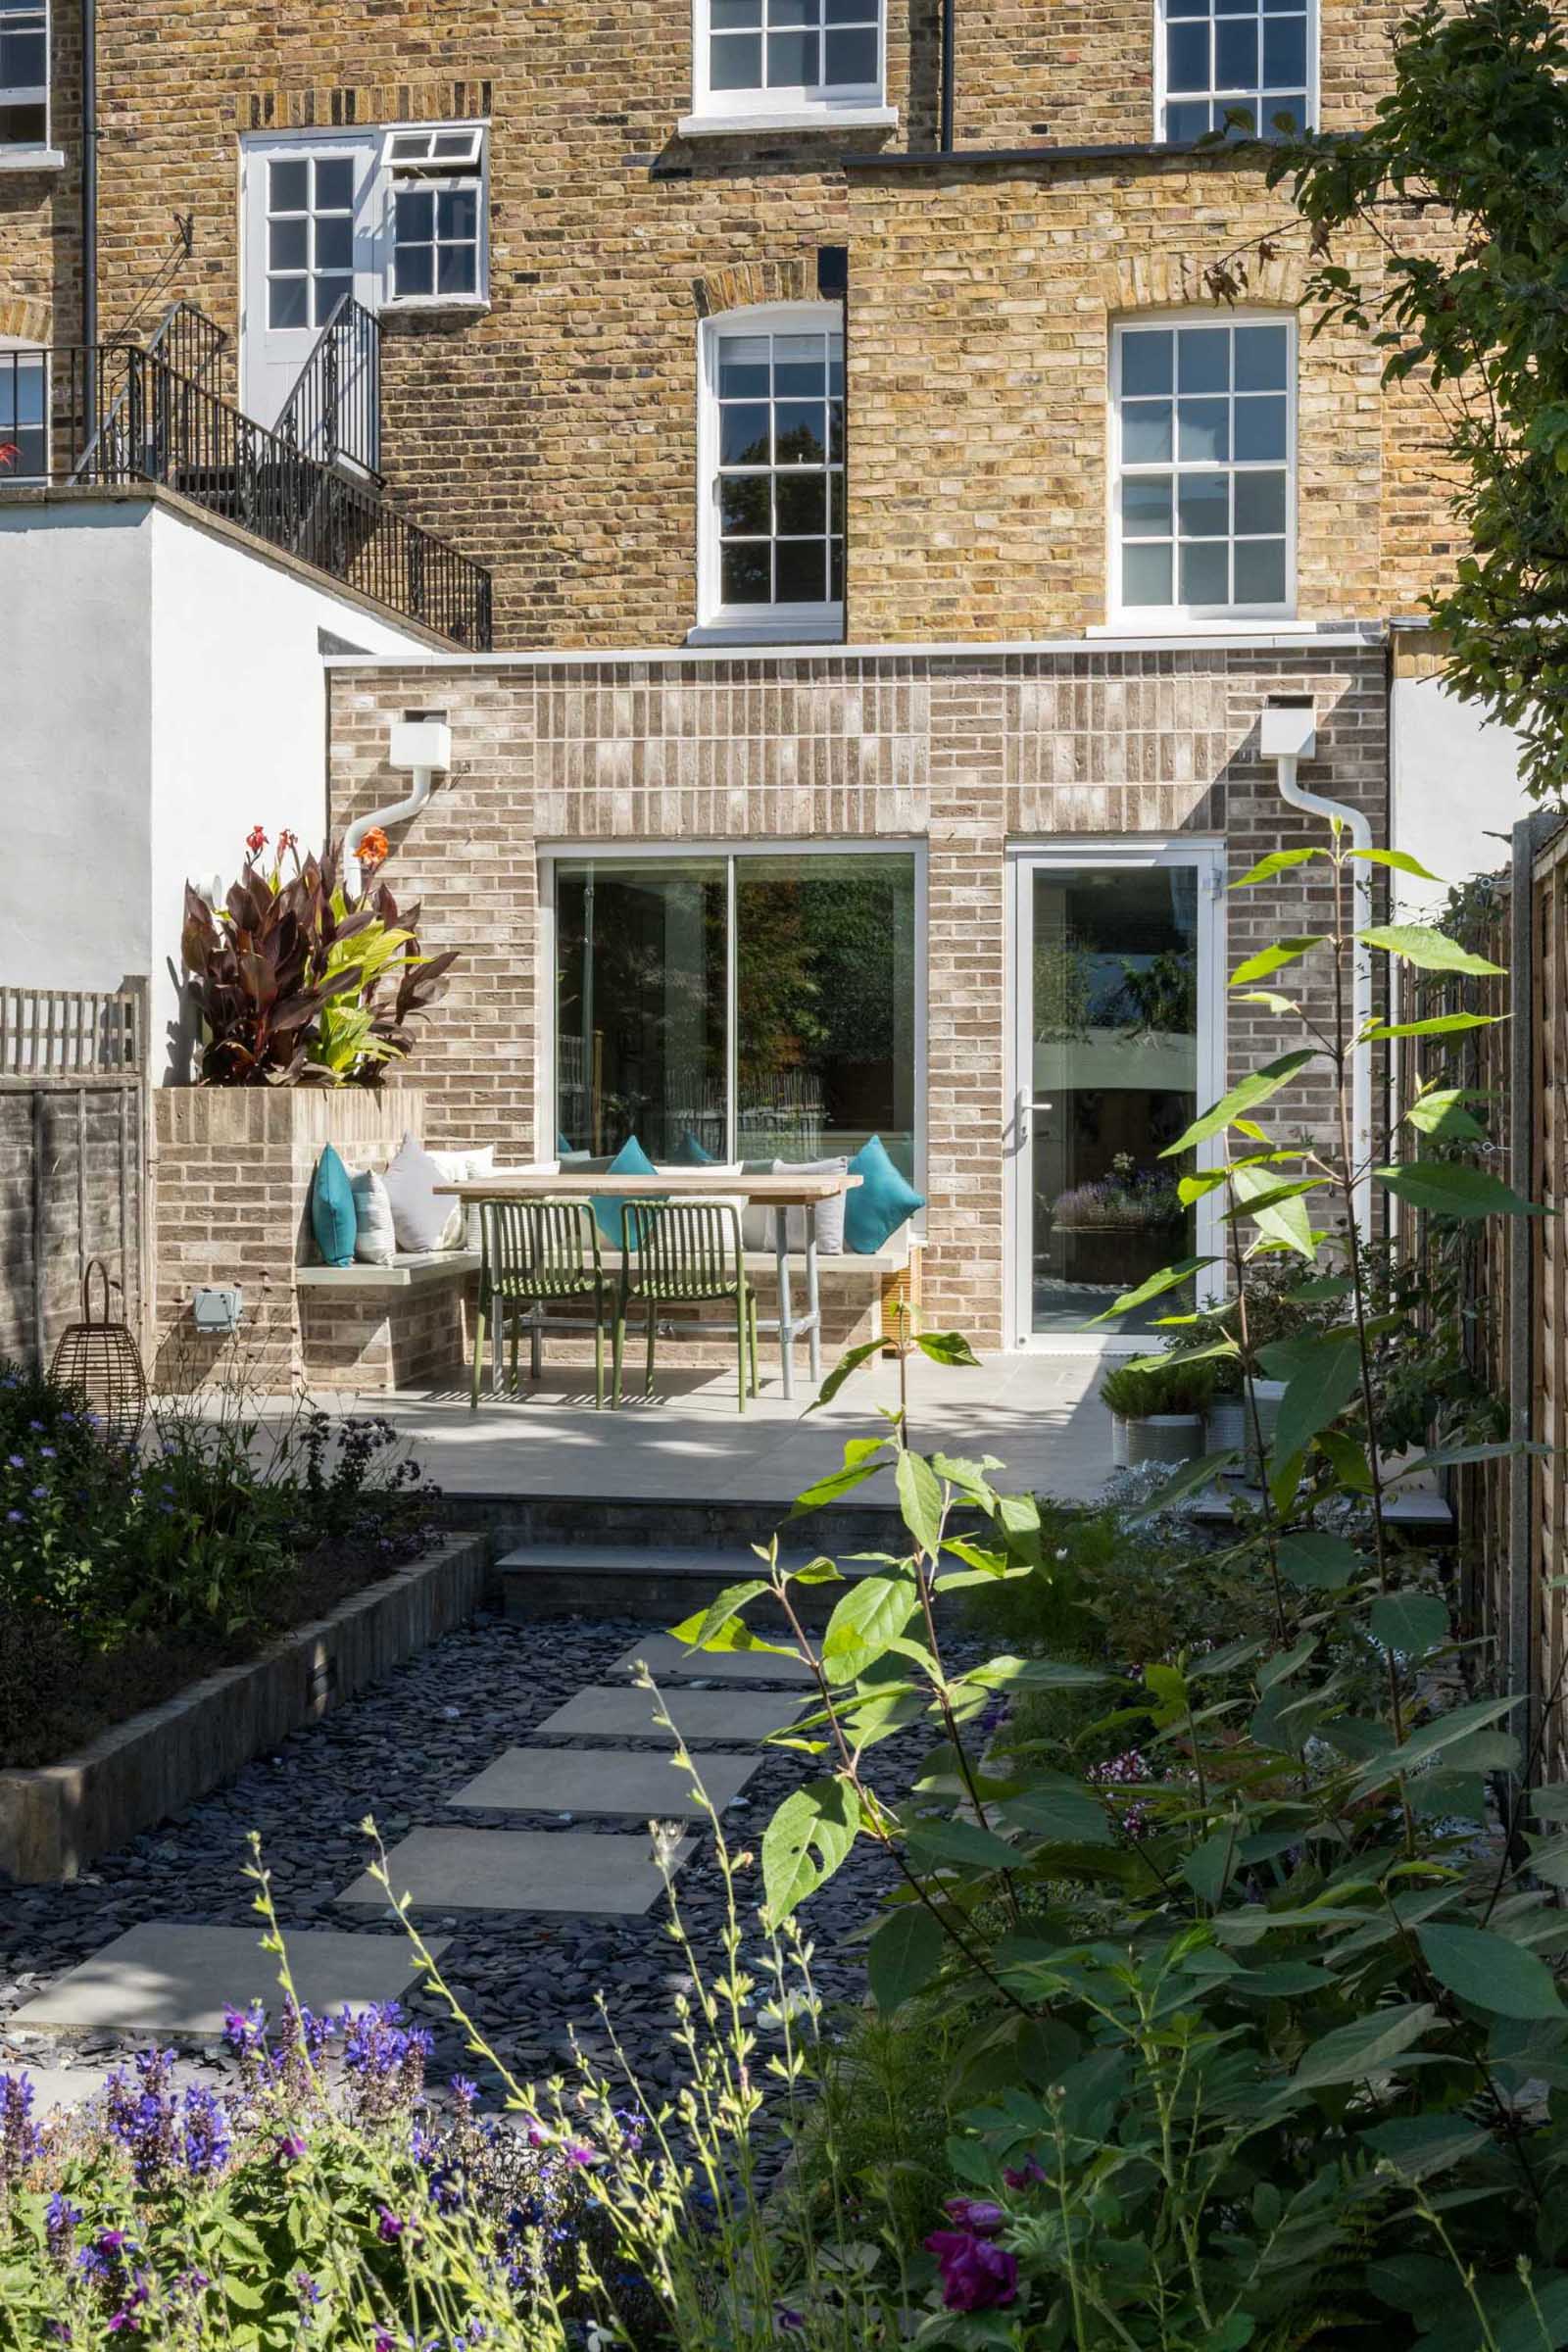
358;826;391;869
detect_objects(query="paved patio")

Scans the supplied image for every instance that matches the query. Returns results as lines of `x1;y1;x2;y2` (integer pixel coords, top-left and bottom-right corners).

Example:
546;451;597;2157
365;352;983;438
300;1350;1118;1505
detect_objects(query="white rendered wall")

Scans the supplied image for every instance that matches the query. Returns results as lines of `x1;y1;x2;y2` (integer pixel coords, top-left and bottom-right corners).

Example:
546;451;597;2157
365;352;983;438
0;496;424;1081
1390;668;1534;915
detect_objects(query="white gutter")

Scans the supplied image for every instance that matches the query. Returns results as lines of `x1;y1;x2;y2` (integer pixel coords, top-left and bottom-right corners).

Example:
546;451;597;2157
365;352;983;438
343;717;452;891
1261;698;1374;1242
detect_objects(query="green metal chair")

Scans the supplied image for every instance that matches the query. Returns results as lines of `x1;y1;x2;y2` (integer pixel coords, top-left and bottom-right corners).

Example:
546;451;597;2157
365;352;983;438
471;1198;612;1410
614;1196;759;1412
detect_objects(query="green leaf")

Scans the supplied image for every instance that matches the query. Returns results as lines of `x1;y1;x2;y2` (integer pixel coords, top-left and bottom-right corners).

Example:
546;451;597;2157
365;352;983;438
1363;1010;1501;1041
1278;1530;1363;1589
1230;935;1329;985
997;1778;1114;1848
670;1580;769;1652
867;1903;947;2011
1376;1160;1540;1220
1230;846;1324;887
1161;1051;1318;1158
896;1449;944;1557
913;1330;982;1368
761;1777;858;1921
807;1340;883;1412
1350;1694;1521;1797
1288;2002;1435;2090
788;1453;885;1517
1363;2115;1491;2178
1272;1333;1364;1461
906;1814;1019;1874
1419;1924;1565;2020
1402;1087;1489;1142
1230;1163;1318;1258
1370;1591;1448;1657
1232;989;1302;1013
820;1575;919;1684
1184;1827;1241;1905
1358;922;1504;977
1083;1254;1215;1326
1348;847;1443;883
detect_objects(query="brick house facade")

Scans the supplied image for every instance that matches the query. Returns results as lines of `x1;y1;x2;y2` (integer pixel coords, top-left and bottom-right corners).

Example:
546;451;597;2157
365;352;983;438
2;0;1508;1365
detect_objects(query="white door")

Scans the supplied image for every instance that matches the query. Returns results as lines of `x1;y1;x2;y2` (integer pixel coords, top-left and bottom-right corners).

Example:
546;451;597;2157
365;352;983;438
1007;842;1226;1349
240;133;381;433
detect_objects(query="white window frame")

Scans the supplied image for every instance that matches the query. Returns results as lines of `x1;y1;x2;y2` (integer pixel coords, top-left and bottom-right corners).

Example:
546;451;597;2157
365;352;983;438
1152;0;1317;144
696;300;845;647
1108;309;1298;628
0;335;46;481
0;0;48;151
539;837;927;1219
686;0;888;129
382;122;490;312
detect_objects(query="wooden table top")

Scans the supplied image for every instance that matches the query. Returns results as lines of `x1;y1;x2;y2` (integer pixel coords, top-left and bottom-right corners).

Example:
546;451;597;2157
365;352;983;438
434;1170;861;1205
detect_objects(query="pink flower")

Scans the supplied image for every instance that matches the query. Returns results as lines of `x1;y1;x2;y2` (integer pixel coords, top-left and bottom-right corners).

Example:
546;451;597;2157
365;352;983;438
245;825;267;858
925;2230;1019;2313
943;2195;1004;2234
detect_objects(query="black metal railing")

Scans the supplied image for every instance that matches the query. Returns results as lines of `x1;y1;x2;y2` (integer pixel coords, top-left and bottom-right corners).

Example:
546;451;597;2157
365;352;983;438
1;344;492;649
273;293;383;478
147;299;229;387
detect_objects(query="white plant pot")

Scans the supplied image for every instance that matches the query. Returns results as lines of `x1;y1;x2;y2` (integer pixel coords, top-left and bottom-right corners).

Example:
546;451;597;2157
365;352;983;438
1125;1413;1205;1469
1206;1380;1287;1478
1111;1412;1129;1469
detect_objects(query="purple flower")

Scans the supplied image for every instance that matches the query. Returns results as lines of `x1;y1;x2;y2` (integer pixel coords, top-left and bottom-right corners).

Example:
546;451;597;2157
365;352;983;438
943;2194;1004;2234
5;1510;23;1526
0;2072;42;2176
925;2230;1019;2313
377;2208;406;2242
1004;2154;1046;2189
276;2132;308;2163
564;2140;599;2168
45;2191;81;2252
6;1454;23;1469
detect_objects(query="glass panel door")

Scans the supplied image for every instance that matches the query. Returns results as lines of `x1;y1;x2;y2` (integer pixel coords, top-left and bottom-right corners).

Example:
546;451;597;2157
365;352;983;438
1019;855;1214;1336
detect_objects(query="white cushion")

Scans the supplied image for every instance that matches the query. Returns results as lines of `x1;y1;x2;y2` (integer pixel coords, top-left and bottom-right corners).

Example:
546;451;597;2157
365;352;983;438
741;1158;849;1254
383;1133;464;1255
351;1168;397;1267
430;1144;496;1250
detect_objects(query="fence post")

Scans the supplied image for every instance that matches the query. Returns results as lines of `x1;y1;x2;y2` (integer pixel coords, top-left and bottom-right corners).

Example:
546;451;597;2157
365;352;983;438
1508;812;1554;1793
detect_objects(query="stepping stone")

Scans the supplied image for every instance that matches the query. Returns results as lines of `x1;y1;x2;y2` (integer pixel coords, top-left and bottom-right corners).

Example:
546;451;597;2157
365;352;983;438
531;1686;805;1746
0;2059;220;2113
612;1633;816;1686
7;1923;445;2040
336;1828;694;1918
447;1744;759;1818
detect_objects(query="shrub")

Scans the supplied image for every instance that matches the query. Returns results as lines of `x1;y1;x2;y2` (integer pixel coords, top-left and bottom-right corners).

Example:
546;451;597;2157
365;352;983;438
1100;1355;1216;1418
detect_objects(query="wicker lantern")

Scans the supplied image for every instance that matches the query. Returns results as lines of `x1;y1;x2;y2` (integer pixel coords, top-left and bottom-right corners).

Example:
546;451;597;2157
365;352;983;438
49;1258;148;1449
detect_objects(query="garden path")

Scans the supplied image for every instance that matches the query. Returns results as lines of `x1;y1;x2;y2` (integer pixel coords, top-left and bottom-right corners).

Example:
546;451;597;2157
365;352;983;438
0;1607;896;2120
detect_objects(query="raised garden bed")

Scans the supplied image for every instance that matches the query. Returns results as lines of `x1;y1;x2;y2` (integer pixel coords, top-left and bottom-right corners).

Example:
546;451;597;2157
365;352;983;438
0;1531;490;1884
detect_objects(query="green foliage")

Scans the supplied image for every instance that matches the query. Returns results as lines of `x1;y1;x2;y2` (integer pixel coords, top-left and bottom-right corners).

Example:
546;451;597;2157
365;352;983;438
1100;1356;1218;1419
1263;0;1568;800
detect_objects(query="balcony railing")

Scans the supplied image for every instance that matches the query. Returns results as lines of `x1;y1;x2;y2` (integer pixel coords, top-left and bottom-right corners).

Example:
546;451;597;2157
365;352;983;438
0;342;492;650
273;292;382;479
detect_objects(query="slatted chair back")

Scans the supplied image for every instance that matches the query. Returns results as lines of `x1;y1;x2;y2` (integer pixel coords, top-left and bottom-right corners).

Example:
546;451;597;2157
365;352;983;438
481;1197;603;1299
624;1196;746;1302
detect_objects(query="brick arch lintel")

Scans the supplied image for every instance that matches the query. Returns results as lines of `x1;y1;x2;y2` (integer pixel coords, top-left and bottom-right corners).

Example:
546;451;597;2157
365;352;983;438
1097;248;1308;315
691;258;818;319
0;295;50;343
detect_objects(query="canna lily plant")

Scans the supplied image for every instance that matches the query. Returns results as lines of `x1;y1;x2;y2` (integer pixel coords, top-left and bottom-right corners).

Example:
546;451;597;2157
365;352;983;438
181;827;458;1086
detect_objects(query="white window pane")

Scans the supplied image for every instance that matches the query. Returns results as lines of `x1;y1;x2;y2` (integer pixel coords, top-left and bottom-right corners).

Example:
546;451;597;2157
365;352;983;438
1235;393;1287;461
1123;543;1173;606
718;335;770;397
316;215;353;271
269;276;309;329
1263;15;1306;82
1167;98;1212;138
1234;323;1287;390
1235;537;1287;604
1123;401;1173;464
269;217;308;270
1235;467;1287;535
437;241;476;296
767;26;818;81
397;187;435;242
314;273;352;326
1178;471;1230;538
1178;397;1229;462
315;157;354;210
710;30;762;86
719;403;771;465
270;159;308;212
774;335;826;395
1214;17;1256;84
1166;20;1208;89
1121;475;1173;537
1180;540;1230;604
397;245;434;296
825;25;876;79
1121;329;1173;396
1177;327;1229;393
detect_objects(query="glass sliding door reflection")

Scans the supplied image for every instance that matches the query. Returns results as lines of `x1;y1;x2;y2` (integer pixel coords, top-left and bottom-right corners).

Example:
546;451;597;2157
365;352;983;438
734;854;917;1174
555;861;727;1160
1030;864;1199;1331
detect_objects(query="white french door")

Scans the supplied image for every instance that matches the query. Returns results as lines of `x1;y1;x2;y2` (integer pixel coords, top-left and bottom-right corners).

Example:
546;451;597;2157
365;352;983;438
240;132;381;432
1006;841;1226;1351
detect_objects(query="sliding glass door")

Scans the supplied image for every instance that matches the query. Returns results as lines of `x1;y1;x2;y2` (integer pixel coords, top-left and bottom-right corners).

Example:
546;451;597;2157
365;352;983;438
1010;845;1223;1342
552;848;920;1179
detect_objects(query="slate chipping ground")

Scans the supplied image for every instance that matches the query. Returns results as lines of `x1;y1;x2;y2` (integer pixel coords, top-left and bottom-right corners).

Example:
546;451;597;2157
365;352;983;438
0;1608;932;2110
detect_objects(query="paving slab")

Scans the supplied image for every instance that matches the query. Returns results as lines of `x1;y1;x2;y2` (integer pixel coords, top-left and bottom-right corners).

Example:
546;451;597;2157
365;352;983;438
611;1633;816;1685
447;1744;760;1817
7;1923;446;2040
336;1828;695;1917
530;1685;805;1745
0;2058;222;2113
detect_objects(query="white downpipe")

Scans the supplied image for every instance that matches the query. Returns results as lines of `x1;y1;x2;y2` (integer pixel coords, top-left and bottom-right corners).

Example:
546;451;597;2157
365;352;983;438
345;768;435;893
1272;751;1375;1243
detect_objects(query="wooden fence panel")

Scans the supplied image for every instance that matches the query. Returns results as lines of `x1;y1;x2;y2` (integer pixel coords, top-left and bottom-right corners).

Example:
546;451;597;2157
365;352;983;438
0;984;149;1373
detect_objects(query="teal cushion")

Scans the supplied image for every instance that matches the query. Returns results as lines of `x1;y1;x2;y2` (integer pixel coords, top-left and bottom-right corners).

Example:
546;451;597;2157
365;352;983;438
844;1136;924;1255
311;1145;358;1268
672;1130;715;1166
594;1136;658;1248
556;1130;573;1156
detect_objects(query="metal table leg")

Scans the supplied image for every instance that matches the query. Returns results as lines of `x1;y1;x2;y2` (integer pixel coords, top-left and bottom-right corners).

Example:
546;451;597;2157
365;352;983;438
806;1202;821;1385
774;1202;795;1401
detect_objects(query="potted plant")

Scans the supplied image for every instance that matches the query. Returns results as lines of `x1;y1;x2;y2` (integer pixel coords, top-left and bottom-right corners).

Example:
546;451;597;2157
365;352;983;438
1196;1259;1333;1476
1101;1357;1217;1470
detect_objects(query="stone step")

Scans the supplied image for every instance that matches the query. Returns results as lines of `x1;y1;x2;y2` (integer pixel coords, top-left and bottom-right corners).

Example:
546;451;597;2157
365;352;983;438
530;1685;805;1747
336;1827;694;1919
446;1744;760;1819
448;1492;924;1566
497;1542;875;1624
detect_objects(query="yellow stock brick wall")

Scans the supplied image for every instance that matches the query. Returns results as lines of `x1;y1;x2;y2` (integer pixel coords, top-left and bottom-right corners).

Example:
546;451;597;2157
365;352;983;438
0;0;1469;648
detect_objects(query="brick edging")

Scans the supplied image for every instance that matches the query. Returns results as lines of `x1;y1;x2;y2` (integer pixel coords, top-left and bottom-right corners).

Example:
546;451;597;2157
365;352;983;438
0;1533;491;1886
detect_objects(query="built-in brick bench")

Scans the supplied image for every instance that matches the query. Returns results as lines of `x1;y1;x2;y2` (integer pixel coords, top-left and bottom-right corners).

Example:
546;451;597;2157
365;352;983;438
296;1250;480;1392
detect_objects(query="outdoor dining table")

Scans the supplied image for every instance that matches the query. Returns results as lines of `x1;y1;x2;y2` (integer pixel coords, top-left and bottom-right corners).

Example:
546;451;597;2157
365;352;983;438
434;1167;861;1399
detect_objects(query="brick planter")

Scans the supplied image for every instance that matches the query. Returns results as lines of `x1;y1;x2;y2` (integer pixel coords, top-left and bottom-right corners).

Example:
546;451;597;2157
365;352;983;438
152;1085;426;1390
0;1533;490;1886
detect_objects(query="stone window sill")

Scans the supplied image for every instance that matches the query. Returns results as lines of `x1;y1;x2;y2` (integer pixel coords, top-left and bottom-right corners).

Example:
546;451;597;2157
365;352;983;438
382;297;491;321
687;617;846;648
0;146;65;172
676;105;897;137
